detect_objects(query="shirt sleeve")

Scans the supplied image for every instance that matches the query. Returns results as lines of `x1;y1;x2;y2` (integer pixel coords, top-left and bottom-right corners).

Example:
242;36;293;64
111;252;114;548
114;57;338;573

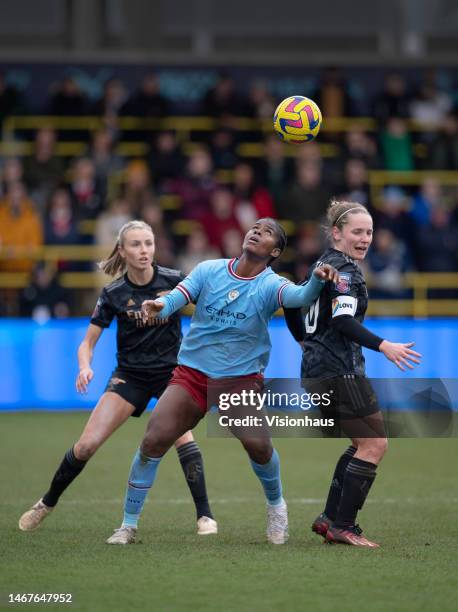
280;274;325;308
328;262;359;319
90;288;115;328
157;261;209;318
263;273;324;313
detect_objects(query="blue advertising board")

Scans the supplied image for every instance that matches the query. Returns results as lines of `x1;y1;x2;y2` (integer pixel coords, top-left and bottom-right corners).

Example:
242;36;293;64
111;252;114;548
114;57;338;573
0;318;456;410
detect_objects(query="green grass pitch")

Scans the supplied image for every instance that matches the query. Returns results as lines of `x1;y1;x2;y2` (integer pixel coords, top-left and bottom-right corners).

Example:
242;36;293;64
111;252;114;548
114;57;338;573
1;412;457;611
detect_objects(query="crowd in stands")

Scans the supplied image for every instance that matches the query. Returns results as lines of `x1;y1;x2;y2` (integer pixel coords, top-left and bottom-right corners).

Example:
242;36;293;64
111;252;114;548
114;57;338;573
0;68;457;317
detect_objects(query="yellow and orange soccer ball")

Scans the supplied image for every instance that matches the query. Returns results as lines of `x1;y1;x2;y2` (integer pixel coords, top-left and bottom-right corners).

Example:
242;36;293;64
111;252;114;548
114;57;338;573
273;95;322;144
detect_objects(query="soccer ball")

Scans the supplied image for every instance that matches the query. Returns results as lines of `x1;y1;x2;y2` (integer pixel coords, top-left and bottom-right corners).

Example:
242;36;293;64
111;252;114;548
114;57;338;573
273;96;322;144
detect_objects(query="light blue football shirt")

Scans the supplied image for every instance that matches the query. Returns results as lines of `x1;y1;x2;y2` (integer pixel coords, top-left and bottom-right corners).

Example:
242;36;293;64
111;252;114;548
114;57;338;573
157;258;324;378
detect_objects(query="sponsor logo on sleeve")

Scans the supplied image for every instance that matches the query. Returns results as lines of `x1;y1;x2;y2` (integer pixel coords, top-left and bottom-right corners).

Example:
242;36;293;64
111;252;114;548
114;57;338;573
92;297;102;318
335;272;352;294
332;295;357;318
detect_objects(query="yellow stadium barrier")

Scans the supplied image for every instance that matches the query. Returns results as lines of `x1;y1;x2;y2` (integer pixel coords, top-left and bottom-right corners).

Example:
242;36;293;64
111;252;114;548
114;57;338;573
6;115;436;143
0;245;457;316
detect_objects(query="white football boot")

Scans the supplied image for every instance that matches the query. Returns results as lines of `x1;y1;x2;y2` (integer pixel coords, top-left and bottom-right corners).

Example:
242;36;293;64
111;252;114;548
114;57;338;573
266;499;289;544
19;499;53;531
197;516;218;535
106;526;137;545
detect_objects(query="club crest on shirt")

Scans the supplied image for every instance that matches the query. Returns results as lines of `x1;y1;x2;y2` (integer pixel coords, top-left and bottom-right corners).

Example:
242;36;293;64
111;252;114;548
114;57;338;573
335;273;352;294
227;290;239;301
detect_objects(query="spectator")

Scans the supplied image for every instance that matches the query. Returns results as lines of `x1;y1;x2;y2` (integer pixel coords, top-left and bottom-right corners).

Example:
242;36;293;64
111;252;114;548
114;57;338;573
341;129;381;169
95;198;133;248
232;161;275;231
281;162;331;225
1;157;24;197
411;178;443;227
167;147;216;220
414;205;458;273
201;187;241;251
49;77;88;115
69;158;105;221
293;222;324;281
313;67;353;118
373;73;411;121
121;73;168;117
0;72;23;127
376;186;412;249
410;81;452;130
20;262;71;321
202;74;242;119
366;228;411;299
148;131;185;188
209;128;238;171
258;134;295;208
89;129;125;190
139;201;165;236
245;80;276;120
176;229;220;276
124;159;156;214
295;141;323;166
154;233;176;268
429;112;458;170
23;128;65;211
220;227;243;259
0;182;43;273
380;118;414;171
338;158;371;209
92;78;127;119
44;187;81;246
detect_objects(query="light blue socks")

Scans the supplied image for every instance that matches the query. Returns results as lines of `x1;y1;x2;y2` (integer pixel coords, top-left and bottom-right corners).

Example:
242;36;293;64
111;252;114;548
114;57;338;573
122;449;162;528
250;448;284;506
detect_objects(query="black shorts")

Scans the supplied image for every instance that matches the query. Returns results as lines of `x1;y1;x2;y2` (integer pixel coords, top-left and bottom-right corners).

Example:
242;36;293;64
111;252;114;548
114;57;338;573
104;368;173;417
304;375;385;438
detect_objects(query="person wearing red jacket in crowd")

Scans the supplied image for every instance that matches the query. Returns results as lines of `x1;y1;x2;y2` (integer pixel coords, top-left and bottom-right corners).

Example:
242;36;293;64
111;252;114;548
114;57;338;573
232;161;276;232
201;187;242;252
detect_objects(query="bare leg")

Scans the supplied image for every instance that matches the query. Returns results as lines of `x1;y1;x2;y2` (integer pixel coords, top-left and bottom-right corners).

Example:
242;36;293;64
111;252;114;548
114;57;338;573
74;392;136;460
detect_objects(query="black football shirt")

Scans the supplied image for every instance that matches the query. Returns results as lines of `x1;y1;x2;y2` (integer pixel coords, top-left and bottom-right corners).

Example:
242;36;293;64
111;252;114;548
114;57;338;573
90;265;185;373
285;248;369;379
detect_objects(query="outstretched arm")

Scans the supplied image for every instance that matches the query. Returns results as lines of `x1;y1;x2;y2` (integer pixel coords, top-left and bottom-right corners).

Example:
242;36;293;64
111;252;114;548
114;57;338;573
333;316;422;371
280;264;339;308
142;287;188;320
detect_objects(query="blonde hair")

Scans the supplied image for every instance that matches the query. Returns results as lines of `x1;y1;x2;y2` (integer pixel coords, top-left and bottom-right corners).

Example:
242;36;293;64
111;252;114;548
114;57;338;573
326;199;371;240
98;220;154;277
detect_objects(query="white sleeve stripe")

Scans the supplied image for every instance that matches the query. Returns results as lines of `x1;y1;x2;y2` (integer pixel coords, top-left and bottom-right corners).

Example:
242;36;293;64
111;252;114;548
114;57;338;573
277;283;289;307
176;284;191;303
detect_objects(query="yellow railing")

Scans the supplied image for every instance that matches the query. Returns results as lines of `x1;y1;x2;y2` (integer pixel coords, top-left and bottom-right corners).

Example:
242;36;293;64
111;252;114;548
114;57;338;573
369;170;458;206
0;246;457;316
3;115;443;143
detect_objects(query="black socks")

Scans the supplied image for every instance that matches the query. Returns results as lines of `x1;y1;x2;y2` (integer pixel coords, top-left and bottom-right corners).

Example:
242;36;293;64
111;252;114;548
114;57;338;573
42;447;87;507
333;457;377;528
324;445;357;521
177;441;213;520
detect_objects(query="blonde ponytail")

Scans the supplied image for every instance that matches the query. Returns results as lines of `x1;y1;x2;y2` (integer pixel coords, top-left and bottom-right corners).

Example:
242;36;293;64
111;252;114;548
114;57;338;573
98;220;154;277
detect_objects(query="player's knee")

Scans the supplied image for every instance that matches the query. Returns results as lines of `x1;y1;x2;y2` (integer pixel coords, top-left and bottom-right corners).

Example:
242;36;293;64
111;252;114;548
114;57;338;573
140;428;170;457
175;430;194;448
375;437;388;460
358;437;387;463
74;438;99;461
241;438;273;464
